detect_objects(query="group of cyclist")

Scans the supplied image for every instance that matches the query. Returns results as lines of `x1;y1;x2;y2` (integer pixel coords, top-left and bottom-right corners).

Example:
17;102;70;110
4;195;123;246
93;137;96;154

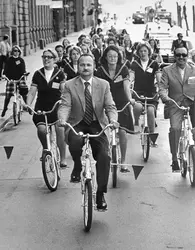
2;25;195;211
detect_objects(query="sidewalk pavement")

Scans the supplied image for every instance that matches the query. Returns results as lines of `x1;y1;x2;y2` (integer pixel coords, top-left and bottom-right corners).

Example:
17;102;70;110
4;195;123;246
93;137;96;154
0;27;91;130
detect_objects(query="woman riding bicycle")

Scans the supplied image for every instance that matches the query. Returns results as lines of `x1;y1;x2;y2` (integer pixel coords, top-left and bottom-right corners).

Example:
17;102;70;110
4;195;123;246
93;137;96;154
26;48;67;168
130;42;161;134
95;45;134;172
1;45;28;117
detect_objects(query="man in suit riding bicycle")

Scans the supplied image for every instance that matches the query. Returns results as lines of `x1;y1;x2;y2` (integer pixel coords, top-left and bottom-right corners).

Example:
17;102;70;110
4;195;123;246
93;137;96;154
58;53;118;211
159;46;195;172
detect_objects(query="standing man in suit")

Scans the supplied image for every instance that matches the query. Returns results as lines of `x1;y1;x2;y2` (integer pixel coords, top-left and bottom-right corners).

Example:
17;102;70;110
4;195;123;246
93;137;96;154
159;47;195;171
92;37;104;69
171;33;187;52
58;53;118;210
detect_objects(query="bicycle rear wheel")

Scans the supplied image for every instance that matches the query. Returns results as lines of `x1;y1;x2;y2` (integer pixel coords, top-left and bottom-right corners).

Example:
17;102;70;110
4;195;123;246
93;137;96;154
13;102;19;126
189;145;195;186
83;180;93;232
111;145;118;188
142;127;150;162
178;139;187;177
18;99;22;122
42;151;58;191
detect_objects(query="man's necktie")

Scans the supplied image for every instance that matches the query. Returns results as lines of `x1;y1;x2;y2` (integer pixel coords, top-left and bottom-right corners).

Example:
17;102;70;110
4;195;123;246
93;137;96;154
83;82;93;125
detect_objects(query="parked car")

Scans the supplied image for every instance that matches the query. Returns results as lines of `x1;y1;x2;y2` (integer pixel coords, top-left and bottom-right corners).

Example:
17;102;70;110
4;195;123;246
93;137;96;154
132;11;145;24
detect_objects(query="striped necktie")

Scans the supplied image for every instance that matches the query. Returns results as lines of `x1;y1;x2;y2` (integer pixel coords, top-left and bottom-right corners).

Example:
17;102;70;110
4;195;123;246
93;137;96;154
83;82;93;125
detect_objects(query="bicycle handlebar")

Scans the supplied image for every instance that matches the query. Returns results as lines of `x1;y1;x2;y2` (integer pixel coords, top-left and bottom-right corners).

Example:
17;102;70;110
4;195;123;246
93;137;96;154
169;98;189;111
117;101;131;113
26;100;61;115
130;89;158;101
63;122;114;138
2;72;30;83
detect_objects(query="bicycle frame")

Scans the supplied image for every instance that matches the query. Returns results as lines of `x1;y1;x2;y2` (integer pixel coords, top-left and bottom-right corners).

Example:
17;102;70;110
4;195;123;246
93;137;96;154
170;99;194;161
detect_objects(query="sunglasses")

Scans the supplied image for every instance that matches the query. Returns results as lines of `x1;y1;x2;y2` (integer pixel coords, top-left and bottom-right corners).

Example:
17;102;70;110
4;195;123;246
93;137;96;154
13;50;19;52
42;55;54;60
175;53;188;58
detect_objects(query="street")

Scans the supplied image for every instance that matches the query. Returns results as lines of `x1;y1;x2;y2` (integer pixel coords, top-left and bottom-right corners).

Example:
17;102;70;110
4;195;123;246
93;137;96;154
1;23;195;250
1;100;195;249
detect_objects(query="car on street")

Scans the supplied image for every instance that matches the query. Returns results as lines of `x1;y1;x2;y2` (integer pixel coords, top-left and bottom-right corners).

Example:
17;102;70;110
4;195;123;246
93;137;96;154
132;11;145;24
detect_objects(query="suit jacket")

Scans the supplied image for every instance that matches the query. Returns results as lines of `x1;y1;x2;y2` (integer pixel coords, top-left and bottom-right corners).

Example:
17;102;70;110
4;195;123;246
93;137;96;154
92;48;103;68
159;63;195;115
171;39;187;52
58;76;118;143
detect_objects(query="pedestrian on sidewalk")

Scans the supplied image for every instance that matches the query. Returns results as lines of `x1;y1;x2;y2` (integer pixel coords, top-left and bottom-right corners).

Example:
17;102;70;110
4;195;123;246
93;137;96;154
0;34;11;76
1;45;28;117
26;48;67;168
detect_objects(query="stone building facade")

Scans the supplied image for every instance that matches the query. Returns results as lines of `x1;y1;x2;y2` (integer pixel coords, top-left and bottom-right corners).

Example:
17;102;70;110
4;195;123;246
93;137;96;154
0;0;94;56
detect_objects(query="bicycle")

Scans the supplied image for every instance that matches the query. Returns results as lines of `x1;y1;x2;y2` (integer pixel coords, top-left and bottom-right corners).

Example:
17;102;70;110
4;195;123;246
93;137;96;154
131;89;159;162
27;101;61;191
63;122;114;232
169;99;195;186
111;101;134;188
2;72;30;126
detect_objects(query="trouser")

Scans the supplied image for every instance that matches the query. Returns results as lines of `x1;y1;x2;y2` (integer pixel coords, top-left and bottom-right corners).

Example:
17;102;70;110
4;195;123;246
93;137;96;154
68;120;110;193
169;100;195;161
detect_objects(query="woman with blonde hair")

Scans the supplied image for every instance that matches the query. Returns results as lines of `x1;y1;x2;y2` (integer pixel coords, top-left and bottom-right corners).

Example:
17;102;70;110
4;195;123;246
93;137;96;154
130;42;161;134
26;48;67;167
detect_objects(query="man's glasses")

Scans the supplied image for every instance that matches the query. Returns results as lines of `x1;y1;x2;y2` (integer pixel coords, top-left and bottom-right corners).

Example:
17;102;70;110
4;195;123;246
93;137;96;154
42;55;54;60
13;50;19;52
175;53;188;58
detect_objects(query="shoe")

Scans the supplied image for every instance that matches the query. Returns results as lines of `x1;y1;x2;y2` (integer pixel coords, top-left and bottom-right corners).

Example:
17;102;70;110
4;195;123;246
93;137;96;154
96;191;107;211
151;142;158;148
70;167;81;182
171;160;180;172
120;167;130;173
60;163;67;169
1;109;6;117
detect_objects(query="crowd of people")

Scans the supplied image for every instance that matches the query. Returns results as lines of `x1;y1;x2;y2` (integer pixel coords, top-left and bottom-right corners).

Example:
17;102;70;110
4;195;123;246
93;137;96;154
1;25;195;211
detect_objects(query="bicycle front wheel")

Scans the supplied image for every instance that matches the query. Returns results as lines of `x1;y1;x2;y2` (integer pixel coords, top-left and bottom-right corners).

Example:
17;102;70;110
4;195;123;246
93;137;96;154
13;102;19;126
42;151;58;191
142;127;150;162
83;180;93;232
111;145;118;188
189;145;195;186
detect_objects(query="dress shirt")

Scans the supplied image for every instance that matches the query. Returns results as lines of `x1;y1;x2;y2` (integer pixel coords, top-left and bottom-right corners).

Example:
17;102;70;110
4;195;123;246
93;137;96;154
80;77;93;93
177;66;186;81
